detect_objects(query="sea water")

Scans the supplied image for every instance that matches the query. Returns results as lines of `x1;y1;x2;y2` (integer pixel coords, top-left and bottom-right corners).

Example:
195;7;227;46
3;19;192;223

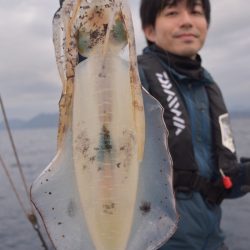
0;118;250;250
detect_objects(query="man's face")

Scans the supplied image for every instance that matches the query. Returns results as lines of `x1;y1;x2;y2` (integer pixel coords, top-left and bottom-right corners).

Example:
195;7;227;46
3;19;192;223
144;0;208;59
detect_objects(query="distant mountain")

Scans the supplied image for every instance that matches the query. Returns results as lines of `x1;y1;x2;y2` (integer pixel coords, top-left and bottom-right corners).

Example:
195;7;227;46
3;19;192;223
0;113;58;130
25;113;58;128
0;110;249;130
230;110;250;119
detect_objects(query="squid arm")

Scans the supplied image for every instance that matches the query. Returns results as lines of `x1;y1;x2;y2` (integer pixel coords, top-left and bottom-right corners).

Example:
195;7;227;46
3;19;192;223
53;0;80;148
120;0;145;160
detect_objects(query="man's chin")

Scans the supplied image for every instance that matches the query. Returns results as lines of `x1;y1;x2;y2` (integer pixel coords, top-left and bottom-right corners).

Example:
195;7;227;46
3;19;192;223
174;48;198;59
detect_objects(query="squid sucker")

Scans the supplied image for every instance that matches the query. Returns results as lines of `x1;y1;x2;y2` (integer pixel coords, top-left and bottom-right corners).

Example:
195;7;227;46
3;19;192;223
30;1;177;250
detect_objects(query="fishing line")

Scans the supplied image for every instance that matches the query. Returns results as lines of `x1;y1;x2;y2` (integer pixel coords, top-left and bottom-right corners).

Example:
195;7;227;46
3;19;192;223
0;153;28;216
0;154;49;249
0;95;31;207
0;95;49;250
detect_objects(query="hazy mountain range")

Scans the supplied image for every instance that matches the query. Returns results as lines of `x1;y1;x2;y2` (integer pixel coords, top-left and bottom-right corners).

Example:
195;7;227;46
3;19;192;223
0;111;249;130
0;113;58;130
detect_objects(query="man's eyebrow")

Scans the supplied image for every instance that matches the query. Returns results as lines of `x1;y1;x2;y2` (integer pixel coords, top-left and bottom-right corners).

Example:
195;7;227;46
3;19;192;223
194;0;203;6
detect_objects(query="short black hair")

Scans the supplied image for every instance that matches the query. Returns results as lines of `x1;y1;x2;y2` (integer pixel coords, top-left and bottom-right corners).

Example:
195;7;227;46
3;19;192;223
140;0;211;29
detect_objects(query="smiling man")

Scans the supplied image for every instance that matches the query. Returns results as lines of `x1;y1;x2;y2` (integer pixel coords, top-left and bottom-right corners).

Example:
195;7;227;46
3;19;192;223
143;0;208;58
138;0;250;249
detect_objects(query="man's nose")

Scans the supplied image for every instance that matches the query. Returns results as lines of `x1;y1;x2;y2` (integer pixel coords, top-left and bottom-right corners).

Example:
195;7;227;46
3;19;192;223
180;11;193;28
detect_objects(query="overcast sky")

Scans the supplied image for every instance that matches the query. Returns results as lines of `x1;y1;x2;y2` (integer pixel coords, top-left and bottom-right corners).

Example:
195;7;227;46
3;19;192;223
0;0;249;120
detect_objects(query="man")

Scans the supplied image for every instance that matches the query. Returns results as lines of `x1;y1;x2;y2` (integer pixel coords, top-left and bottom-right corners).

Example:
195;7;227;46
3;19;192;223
138;0;250;249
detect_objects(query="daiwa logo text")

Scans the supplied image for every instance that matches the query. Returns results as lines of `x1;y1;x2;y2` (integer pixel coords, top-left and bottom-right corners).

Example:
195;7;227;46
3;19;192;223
156;71;185;136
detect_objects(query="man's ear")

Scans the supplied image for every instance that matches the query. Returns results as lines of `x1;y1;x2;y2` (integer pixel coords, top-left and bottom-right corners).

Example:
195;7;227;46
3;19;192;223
143;25;156;44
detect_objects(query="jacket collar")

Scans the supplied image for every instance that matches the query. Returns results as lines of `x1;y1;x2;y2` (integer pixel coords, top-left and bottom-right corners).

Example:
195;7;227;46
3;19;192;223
143;45;204;81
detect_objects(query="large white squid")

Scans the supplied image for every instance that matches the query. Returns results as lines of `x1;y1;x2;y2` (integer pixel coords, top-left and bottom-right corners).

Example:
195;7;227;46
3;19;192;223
31;0;177;249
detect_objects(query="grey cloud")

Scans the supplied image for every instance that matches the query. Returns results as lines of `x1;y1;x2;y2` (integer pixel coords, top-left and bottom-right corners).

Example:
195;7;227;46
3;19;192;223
0;0;249;120
0;0;60;119
200;1;250;110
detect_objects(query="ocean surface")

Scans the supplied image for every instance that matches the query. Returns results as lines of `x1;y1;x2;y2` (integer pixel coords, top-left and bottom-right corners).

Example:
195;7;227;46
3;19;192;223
0;117;250;250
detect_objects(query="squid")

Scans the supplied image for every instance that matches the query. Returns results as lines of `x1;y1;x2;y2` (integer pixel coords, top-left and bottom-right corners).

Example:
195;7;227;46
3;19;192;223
30;0;177;249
